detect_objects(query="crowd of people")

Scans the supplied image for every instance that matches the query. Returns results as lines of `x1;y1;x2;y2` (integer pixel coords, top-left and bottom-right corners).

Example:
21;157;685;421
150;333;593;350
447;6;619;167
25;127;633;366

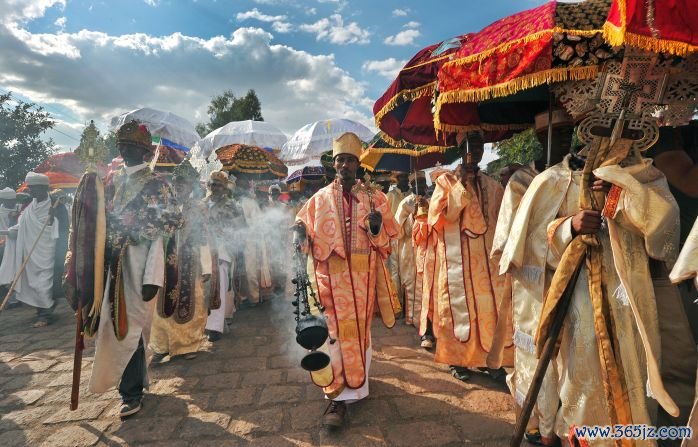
0;112;697;446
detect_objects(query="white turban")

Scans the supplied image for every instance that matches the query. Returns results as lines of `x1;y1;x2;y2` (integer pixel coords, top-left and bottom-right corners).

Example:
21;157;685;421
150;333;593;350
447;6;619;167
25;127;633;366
25;172;49;186
0;187;16;200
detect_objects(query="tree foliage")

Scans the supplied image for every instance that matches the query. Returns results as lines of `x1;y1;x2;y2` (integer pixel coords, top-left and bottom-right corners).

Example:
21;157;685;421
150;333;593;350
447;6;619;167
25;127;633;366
487;129;543;176
197;89;264;136
0;92;56;189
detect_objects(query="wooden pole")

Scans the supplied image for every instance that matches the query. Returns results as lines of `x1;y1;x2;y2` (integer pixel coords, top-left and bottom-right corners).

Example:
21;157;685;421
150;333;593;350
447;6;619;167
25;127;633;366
70;295;84;410
510;260;584;447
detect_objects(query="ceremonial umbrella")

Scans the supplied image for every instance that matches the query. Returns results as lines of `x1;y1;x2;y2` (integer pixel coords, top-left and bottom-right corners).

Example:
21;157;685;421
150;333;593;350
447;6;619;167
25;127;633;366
603;0;698;56
198;120;287;159
35;152;108;179
280;119;374;165
359;132;461;172
286;166;326;184
215;144;288;181
18;171;82;192
435;0;617;134
110;107;200;152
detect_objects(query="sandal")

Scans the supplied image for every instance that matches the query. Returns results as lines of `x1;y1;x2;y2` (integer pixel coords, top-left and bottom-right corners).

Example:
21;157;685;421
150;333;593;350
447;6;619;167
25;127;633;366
32;319;49;328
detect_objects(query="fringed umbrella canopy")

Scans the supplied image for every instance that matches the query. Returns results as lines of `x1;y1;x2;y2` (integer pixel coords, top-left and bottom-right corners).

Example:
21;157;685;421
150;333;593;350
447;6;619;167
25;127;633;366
216;144;288;180
359;132;462;172
35;152;108;179
603;0;698;56
110;107;200;152
435;0;617;133
199;120;287;158
280;119;374;165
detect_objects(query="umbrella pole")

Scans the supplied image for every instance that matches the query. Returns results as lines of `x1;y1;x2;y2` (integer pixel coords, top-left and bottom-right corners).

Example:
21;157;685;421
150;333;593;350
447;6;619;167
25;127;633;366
546;93;553;169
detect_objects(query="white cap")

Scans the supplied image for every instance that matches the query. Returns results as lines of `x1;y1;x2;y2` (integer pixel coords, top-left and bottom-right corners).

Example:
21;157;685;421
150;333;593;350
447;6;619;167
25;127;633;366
25;172;49;186
0;187;16;199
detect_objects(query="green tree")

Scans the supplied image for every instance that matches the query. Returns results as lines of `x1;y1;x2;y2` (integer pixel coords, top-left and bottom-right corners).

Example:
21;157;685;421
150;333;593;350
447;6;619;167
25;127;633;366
0;92;56;189
103;131;120;162
487;128;543;177
197;89;264;136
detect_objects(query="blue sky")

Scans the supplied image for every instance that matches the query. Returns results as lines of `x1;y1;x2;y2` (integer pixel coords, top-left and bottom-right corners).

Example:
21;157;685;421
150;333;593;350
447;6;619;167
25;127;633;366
0;0;546;152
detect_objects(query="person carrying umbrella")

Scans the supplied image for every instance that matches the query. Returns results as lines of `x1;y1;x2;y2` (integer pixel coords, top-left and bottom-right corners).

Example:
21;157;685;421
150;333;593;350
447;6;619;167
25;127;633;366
427;131;513;383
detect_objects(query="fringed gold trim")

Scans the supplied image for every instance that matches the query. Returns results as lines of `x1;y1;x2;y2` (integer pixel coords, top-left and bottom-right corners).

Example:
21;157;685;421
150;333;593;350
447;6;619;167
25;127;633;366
374;83;436;129
434;65;599;132
435;122;532;135
362;145;449;157
603;22;696;56
446;27;602;68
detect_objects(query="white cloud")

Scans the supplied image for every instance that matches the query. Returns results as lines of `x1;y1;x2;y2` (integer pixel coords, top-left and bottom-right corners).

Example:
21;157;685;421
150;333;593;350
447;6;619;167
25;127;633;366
143;0;159;6
305;7;317;15
0;4;374;146
317;0;347;11
362;58;405;79
404;21;420;29
271;21;293;33
392;8;409;17
384;25;421;46
54;16;66;31
299;14;370;45
236;8;287;23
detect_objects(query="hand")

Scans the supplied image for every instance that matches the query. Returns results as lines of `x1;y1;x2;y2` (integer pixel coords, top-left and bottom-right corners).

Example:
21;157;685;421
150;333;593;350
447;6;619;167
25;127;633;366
367;211;382;230
591;177;612;194
416;196;428;209
292;222;306;245
141;285;159;302
7;228;18;240
47;206;56;225
571;210;602;236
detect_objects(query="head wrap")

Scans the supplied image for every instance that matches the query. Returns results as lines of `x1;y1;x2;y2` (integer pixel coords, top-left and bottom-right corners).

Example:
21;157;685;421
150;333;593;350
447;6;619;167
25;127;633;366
373;172;391;183
208;170;230;186
408;171;426;182
268;184;281;194
25;172;49;186
332;132;363;160
0;187;16;200
116;120;153;151
172;160;200;183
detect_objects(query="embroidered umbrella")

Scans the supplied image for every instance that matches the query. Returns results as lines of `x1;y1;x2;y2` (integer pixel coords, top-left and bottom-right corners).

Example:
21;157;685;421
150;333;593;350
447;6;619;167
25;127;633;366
215;144;288;181
435;0;618;134
280;119;374;165
198;120;287;159
110;107;200;152
603;0;698;56
359;132;461;172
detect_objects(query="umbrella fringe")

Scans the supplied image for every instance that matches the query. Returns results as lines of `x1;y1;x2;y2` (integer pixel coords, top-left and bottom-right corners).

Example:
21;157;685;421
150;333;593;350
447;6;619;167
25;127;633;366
374;82;437;129
445;27;602;68
434;65;598;132
603;22;695;57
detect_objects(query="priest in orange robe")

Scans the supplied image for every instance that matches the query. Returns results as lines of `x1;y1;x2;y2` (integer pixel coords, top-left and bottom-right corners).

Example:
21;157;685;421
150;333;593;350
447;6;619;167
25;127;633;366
294;132;400;429
427;132;513;382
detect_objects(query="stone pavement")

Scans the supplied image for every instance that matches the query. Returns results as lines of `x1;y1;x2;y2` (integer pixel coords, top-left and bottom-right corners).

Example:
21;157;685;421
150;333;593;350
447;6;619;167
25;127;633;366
0;298;516;446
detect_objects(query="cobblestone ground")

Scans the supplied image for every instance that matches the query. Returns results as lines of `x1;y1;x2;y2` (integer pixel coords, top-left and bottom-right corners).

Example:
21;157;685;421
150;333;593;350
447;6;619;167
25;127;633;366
0;298;516;446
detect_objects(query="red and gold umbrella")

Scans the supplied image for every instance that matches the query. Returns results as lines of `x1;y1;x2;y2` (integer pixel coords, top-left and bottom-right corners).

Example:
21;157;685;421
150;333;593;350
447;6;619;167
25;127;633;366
604;0;698;56
435;0;617;133
215;144;288;180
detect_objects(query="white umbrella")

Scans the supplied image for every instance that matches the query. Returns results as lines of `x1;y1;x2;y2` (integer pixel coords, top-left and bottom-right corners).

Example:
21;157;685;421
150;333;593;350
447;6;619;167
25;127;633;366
280;119;374;165
110;107;200;151
199;120;287;158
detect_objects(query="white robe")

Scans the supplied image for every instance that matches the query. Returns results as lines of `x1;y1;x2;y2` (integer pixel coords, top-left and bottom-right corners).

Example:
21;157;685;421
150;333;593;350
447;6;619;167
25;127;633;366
0;206;17;285
89;236;164;393
0;198;58;308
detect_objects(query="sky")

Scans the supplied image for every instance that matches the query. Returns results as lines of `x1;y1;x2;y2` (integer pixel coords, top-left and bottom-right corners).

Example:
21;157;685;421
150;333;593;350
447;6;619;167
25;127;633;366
0;0;548;165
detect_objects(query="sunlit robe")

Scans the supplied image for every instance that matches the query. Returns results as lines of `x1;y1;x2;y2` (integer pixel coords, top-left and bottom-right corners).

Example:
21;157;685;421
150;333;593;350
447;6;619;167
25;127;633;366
428;172;514;369
413;204;438;337
492;166;559;438
0;198;59;308
502;156;680;443
387;188;410;305
150;198;212;356
296;180;400;399
239;195;272;304
394;193;422;326
669;218;698;447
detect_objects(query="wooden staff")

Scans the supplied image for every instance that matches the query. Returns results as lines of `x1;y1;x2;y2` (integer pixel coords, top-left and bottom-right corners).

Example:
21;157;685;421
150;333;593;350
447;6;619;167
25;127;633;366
510;258;584;447
70;291;84;410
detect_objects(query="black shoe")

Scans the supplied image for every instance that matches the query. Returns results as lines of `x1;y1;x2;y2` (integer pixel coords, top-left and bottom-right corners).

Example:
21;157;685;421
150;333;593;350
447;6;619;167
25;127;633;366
151;352;168;364
322;401;347;429
119;400;142;418
420;335;434;349
449;365;470;382
207;331;222;342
